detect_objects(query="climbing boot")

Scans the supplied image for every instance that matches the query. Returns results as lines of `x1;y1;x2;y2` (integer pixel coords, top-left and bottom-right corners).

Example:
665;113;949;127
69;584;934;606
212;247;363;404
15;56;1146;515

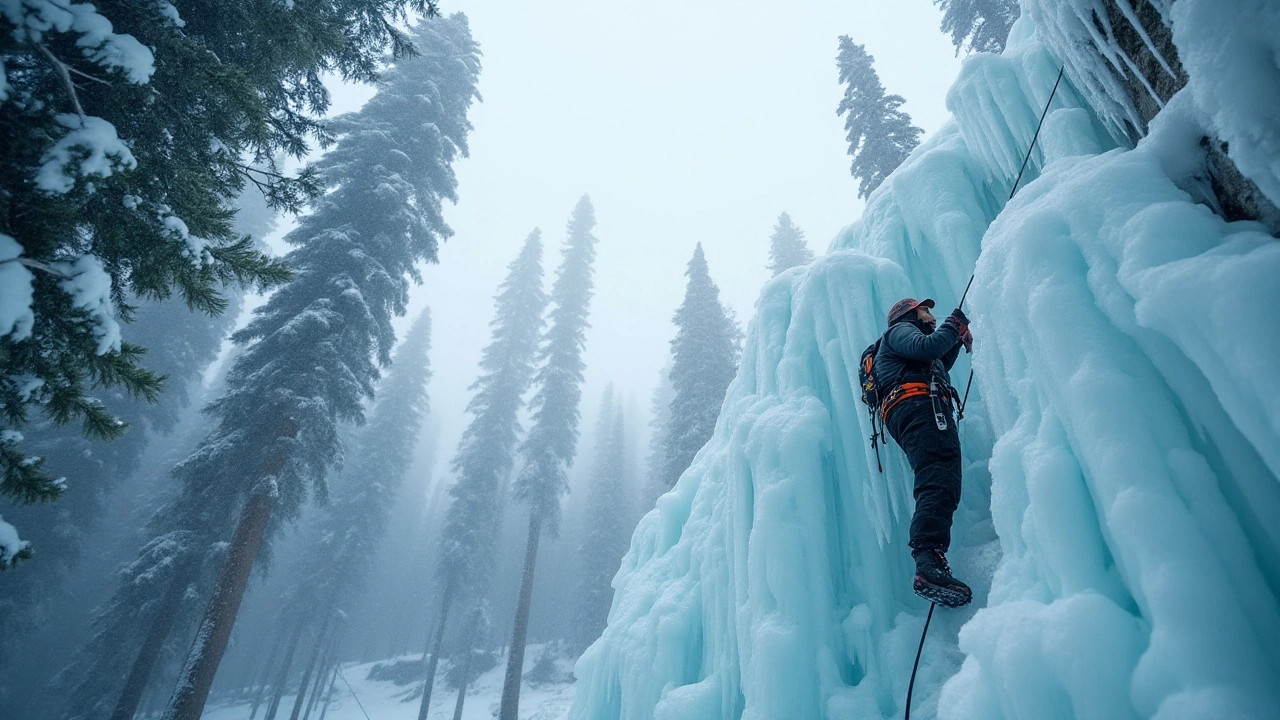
913;548;972;608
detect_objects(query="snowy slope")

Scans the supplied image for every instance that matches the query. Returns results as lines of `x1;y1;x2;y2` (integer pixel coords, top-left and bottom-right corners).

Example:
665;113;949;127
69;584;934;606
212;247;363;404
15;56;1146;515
202;645;576;720
572;10;1280;720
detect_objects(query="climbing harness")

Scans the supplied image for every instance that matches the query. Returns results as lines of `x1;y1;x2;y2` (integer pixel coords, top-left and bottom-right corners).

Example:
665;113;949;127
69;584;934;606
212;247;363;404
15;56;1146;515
904;602;936;720
955;65;1066;421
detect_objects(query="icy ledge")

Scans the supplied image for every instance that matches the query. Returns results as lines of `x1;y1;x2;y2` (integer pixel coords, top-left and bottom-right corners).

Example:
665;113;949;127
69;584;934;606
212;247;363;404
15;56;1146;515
572;14;1280;720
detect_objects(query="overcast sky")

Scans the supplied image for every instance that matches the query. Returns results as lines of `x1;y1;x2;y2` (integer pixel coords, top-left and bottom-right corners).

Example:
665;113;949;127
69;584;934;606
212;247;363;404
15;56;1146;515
325;0;964;481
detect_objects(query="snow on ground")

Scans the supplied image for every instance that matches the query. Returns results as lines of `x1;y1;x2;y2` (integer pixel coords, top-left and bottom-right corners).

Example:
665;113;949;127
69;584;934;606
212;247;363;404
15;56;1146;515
202;645;575;720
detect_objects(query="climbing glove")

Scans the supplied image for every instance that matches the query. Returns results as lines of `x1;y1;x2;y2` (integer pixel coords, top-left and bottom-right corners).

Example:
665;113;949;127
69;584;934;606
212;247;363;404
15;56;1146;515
959;327;973;353
948;307;969;327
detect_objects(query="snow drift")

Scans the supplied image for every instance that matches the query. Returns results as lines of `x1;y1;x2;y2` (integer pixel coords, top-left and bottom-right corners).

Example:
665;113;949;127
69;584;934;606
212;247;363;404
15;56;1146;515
572;8;1280;720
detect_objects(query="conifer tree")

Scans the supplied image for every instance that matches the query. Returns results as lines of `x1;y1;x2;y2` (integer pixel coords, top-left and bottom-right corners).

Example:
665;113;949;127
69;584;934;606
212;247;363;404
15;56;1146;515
643;364;675;507
0;187;275;713
267;308;433;720
836;37;925;199
0;0;438;505
160;18;479;720
933;0;1020;55
416;231;546;719
659;244;740;491
499;197;599;720
56;16;480;720
444;602;497;720
571;387;630;654
767;212;814;276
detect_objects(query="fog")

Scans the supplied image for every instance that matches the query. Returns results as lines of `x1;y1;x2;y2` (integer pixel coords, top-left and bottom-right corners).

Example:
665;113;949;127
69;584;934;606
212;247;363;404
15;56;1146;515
395;0;962;467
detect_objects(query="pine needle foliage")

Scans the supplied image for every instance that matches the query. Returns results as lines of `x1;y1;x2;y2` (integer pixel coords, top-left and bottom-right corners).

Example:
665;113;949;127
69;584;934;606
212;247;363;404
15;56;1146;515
572;386;630;654
933;0;1020;55
276;308;433;632
659;244;740;491
767;212;814;276
513;198;599;536
439;231;547;592
55;16;480;720
836;37;924;199
0;0;440;506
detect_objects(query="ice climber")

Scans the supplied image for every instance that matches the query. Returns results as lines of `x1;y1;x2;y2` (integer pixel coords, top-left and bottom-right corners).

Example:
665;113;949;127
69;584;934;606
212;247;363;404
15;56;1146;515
875;297;973;607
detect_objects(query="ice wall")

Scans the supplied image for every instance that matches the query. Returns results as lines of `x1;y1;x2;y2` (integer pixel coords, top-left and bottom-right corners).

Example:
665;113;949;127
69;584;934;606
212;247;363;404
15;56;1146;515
572;12;1280;720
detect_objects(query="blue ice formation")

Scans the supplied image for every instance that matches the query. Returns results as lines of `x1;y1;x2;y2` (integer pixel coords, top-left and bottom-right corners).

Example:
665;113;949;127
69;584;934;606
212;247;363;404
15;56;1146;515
572;5;1280;720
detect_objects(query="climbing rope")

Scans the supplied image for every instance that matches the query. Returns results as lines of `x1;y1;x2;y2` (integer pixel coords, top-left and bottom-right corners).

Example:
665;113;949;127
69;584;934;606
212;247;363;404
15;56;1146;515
330;661;374;720
903;602;936;720
902;66;1068;720
956;65;1065;420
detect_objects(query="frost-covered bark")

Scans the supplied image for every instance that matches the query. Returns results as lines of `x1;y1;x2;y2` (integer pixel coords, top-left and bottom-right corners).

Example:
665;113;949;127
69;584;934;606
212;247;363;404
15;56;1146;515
836;37;924;199
501;196;600;720
658;244;740;492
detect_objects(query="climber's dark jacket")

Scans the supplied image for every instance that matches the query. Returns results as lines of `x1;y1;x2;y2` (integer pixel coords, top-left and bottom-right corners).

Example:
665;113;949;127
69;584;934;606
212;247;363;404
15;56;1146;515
875;316;965;553
873;317;962;402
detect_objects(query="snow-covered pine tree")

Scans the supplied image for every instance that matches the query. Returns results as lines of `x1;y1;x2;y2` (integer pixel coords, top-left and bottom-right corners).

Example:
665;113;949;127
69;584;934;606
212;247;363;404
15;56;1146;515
55;16;480;720
933;0;1020;55
261;307;433;720
0;0;439;506
643;363;675;507
416;230;546;719
767;212;815;276
499;196;600;720
658;244;741;492
444;602;497;720
836;37;925;199
0;186;277;715
160;17;479;720
570;386;629;654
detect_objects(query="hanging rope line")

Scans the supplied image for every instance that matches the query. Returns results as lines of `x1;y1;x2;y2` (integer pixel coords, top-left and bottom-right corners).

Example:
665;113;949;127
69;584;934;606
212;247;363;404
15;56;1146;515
956;65;1065;419
903;65;1068;720
330;661;373;720
904;602;936;720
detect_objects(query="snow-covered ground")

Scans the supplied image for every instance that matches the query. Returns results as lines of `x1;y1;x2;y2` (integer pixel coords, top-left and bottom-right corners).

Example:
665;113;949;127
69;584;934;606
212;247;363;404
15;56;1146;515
202;645;575;720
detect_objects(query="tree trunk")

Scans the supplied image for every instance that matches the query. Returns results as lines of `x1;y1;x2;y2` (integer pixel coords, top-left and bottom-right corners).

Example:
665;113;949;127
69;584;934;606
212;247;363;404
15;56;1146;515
109;560;194;720
451;680;468;720
163;418;298;720
162;489;277;720
301;647;332;720
288;614;333;720
416;579;456;720
250;631;288;720
315;666;339;720
498;513;543;720
263;619;308;720
302;631;337;720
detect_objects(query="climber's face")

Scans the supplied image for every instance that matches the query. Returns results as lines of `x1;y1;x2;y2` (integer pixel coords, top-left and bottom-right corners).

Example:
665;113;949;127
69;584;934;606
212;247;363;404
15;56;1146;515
916;306;936;329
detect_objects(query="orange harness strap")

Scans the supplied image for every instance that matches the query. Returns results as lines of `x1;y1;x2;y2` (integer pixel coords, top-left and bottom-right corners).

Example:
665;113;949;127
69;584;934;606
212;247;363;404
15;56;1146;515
880;382;931;419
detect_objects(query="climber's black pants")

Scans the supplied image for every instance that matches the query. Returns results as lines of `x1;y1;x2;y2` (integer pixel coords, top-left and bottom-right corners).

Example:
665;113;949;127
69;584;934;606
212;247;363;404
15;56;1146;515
884;396;962;553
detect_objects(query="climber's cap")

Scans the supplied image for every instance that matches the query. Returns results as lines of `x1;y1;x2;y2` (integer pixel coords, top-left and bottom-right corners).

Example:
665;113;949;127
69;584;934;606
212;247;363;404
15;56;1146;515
887;297;935;324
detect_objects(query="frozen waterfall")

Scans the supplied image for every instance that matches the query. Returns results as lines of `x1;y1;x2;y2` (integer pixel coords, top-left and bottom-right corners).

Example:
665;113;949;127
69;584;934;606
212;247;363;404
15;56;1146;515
571;6;1280;720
